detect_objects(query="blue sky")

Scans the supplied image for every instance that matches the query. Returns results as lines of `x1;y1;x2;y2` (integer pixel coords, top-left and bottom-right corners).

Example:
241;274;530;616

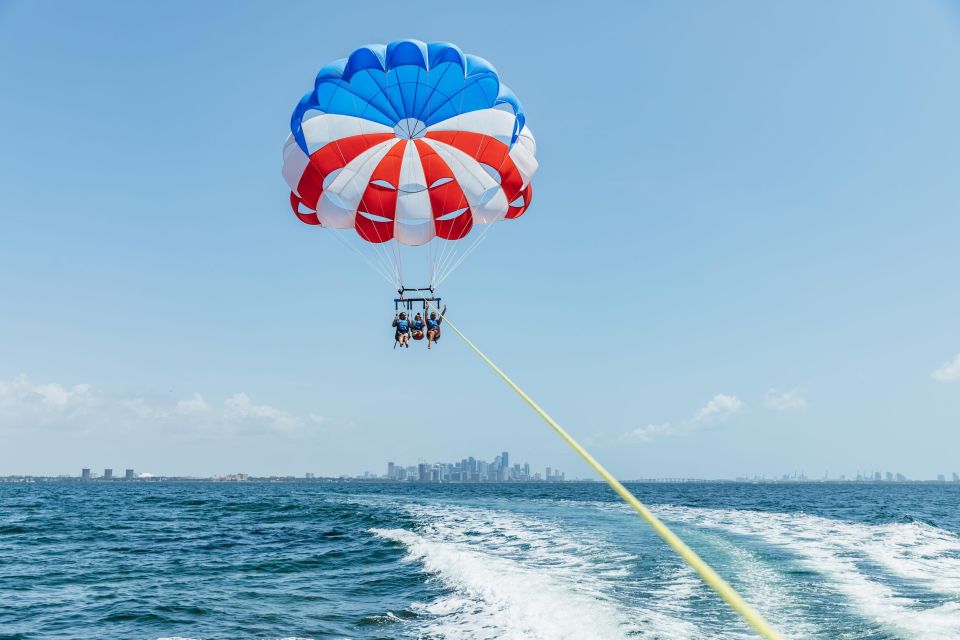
1;0;958;479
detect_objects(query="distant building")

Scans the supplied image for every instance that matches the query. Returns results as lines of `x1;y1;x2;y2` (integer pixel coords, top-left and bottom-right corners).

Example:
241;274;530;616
124;469;135;480
954;472;959;482
387;462;395;479
885;472;893;481
937;474;945;482
81;468;91;480
103;468;113;480
305;472;315;479
874;472;881;481
895;472;906;481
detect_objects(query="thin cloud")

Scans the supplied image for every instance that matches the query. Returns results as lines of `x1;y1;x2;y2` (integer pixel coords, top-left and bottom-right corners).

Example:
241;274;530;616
223;392;303;432
763;388;809;411
0;374;320;438
624;393;744;444
176;393;210;415
692;393;744;424
624;422;677;443
932;354;960;383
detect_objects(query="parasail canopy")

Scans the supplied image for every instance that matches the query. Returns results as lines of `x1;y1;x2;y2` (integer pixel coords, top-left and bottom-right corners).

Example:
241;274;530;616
282;40;538;288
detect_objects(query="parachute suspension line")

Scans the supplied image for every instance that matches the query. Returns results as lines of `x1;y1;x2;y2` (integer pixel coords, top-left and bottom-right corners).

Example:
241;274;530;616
436;229;489;286
391;240;404;289
398;243;406;289
384;241;401;290
427;306;786;640
435;205;508;286
328;228;396;288
433;237;457;288
365;219;395;287
432;222;473;287
381;236;402;290
428;237;439;290
362;214;400;289
434;228;467;284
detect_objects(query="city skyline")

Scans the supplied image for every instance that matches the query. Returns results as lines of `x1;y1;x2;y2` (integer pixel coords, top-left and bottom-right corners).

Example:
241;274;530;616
383;450;566;483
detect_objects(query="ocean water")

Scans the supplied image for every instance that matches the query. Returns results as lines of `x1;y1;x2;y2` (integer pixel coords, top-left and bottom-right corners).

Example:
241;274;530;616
1;482;959;639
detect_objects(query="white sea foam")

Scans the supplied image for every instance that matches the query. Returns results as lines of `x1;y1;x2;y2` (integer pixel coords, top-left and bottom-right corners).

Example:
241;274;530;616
372;503;699;639
548;499;824;638
374;527;635;639
652;505;960;640
701;532;822;639
649;565;701;611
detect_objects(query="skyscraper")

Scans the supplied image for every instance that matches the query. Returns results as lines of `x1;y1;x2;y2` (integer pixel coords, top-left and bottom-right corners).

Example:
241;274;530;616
387;461;395;480
81;468;91;480
124;469;135;480
103;468;113;480
501;451;509;479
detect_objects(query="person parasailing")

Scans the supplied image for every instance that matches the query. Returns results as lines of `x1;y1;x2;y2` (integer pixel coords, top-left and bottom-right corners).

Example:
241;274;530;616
393;312;411;348
411;312;425;341
426;305;446;350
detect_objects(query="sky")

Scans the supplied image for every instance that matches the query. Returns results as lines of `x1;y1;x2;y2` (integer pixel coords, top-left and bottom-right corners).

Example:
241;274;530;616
1;0;959;479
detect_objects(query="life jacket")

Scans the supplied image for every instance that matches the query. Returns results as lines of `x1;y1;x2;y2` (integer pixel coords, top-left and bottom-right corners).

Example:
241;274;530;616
412;319;424;330
396;319;410;332
426;318;439;330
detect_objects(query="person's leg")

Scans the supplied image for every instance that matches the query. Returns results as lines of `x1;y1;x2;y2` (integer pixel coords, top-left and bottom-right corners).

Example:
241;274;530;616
427;330;435;349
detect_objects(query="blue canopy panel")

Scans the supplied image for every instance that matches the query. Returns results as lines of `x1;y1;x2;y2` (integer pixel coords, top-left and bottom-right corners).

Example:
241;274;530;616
291;40;525;154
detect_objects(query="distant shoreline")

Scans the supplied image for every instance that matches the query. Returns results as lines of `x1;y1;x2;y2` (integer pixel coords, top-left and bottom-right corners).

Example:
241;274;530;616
2;476;959;486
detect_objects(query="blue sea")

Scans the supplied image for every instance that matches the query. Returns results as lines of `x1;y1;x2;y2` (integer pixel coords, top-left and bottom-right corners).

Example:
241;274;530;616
2;482;959;639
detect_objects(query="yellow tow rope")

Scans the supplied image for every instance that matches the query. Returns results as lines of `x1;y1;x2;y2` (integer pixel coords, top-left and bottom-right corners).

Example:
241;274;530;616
432;307;784;640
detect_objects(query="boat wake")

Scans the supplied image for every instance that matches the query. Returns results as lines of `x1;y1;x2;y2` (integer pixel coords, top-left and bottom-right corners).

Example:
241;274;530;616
372;503;700;639
370;495;960;639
